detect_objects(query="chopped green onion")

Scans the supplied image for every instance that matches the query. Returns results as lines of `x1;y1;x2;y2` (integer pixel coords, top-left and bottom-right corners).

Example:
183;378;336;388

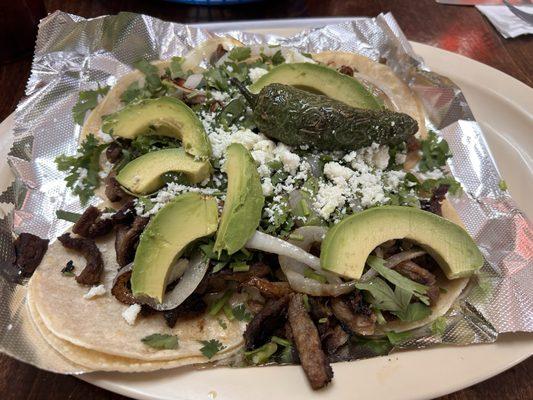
375;309;386;325
302;294;310;311
318;317;328;324
304;267;327;283
244;342;278;365
299;199;311;216
231;262;249;272
271;336;291;347
212;262;227;273
223;302;235;321
208;290;233;316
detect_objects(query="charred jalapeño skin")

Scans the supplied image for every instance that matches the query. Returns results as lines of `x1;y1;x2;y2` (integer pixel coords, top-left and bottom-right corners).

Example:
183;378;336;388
235;80;418;151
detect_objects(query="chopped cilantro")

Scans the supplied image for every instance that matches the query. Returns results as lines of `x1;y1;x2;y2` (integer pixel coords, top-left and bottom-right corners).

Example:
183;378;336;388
499;179;508;191
391;302;432;322
134;59;162;92
232;304;252;322
217;318;228;330
353;336;392;355
355;277;404;312
216;97;248;128
55;134;107;205
199;339;226;359
72;85;109;125
61;260;75;276
56;210;82;223
271;50;286;65
228;47;251;62
169;56;187;79
141;333;179;350
386;331;412;346
419;131;452;172
431;316;447;336
230;262;249;272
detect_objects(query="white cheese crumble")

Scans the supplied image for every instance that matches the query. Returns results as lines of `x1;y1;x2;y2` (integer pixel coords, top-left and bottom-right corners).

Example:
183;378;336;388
248;67;269;83
314;183;346;219
83;284;106;300
261;178;274;196
122;304;141;326
211;90;230;103
96;129;114;144
417;168;445;181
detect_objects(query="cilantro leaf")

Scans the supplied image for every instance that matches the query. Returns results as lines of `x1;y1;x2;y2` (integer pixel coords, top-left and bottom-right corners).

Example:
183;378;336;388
386;331;412;346
56;210;82;223
271;50;285;65
55;134;107;205
199;339;226;359
498;179;508;191
228;47;251;62
72;85;109;125
355;277;403;312
120;81;145;104
419;131;452;172
169;56;187;79
141;333;179;350
366;256;430;305
134;59;161;92
353;336;392;355
61;260;75;276
391;302;432;322
217;318;228;330
232;304;252;322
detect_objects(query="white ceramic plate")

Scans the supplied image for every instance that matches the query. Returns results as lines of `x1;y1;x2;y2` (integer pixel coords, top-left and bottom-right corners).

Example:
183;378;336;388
1;18;532;400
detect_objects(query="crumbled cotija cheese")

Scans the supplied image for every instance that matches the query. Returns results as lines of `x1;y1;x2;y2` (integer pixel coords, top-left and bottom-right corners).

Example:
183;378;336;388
83;284;106;300
122;304;141;326
248;67;269;83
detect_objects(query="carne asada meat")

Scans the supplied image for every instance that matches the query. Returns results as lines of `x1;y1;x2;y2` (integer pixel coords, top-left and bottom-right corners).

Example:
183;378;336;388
111;200;136;225
331;297;376;336
198;262;271;294
210;44;227;65
242;276;292;299
105;142;123;163
72;205;114;238
338;65;354;76
393;260;437;286
421;184;450;216
288;294;333;390
105;173;131;203
58;233;103;285
115;216;149;267
322;324;350;356
163;293;207;328
13;233;49;277
244;295;290;350
426;285;440;306
111;269;137;305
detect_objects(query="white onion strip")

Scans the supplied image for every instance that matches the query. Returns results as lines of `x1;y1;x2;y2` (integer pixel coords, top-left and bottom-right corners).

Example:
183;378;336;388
137;252;209;311
245;230;321;270
183;73;203;90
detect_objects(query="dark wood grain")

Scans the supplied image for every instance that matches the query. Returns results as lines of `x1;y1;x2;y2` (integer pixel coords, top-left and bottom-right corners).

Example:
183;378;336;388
0;0;531;399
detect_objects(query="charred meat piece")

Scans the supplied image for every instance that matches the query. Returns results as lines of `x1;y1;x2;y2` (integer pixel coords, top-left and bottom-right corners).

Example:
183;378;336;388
105;142;123;163
288;294;333;390
13;233;49;277
72;205;115;238
105;173;131;203
111;269;137;305
58;233;103;285
111;200;136;225
242;276;292;299
421;184;450;216
331;297;376;336
198;262;271;294
163;293;207;328
210;44;227;65
244;295;290;350
323;324;350;356
426;285;440;306
338;65;354;76
393;260;437;286
115;216;149;267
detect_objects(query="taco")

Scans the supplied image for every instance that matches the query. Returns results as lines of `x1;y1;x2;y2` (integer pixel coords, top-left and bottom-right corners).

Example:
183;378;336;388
21;38;484;389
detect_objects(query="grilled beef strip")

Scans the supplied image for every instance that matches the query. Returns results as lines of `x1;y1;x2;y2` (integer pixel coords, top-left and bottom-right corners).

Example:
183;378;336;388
115;216;149;267
111;200;137;225
394;260;437;286
163;293;207;328
210;44;227;65
111;269;137;305
244;295;291;350
421;184;450;216
197;262;271;294
58;233;103;285
13;233;49;277
242;276;292;299
323;324;350;356
307;297;349;355
426;285;440;306
105;172;131;203
288;294;333;390
105;142;123;163
331;294;377;336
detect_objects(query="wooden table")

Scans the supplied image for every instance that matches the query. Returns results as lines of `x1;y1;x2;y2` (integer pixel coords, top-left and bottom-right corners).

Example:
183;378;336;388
0;0;531;399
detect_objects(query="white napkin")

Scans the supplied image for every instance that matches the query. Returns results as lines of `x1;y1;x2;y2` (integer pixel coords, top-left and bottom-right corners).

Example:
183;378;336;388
477;5;533;38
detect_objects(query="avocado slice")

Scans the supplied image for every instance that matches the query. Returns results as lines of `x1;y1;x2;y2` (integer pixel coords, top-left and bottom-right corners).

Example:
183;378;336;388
131;192;218;302
249;63;380;110
321;206;484;280
102;97;211;159
214;143;264;256
115;148;211;195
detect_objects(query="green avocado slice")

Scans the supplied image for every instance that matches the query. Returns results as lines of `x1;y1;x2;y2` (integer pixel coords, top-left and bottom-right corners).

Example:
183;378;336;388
321;206;484;280
101;97;211;159
115;148;211;195
249;63;380;110
214;143;264;256
131;192;218;302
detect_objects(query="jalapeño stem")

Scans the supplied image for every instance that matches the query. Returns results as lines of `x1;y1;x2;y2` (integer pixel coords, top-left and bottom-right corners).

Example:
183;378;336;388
229;77;257;107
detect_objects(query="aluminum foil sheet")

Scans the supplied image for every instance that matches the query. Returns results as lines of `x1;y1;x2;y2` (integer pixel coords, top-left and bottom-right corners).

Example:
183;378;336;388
0;11;531;373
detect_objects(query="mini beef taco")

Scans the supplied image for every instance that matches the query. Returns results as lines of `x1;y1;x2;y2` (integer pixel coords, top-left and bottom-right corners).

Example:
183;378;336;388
23;38;483;388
